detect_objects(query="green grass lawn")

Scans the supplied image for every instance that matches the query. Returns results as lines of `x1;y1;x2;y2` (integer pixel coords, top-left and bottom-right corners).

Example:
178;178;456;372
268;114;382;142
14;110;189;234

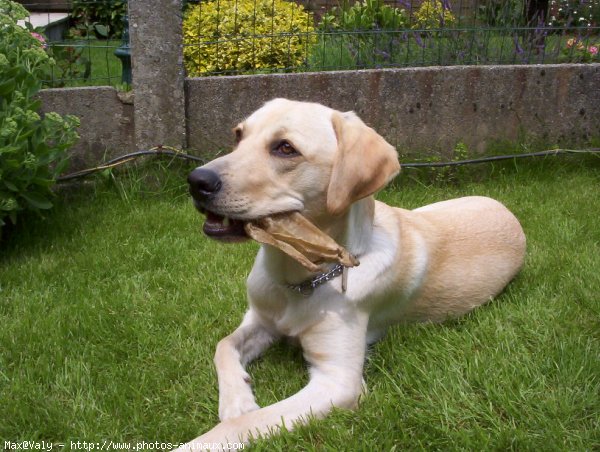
1;156;599;450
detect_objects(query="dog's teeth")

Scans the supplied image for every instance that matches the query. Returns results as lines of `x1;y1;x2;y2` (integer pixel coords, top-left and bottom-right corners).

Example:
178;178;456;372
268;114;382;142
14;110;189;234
223;217;230;227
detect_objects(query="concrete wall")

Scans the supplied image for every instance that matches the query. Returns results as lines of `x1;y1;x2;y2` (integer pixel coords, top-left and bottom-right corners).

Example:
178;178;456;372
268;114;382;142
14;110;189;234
37;87;134;169
186;64;600;157
37;63;600;171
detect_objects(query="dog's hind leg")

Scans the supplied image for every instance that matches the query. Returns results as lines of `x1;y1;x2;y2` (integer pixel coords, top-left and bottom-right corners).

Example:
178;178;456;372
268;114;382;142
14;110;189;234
179;308;369;450
215;309;280;421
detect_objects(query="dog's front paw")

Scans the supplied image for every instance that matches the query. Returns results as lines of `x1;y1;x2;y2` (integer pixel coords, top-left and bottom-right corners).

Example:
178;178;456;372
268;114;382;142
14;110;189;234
219;385;260;421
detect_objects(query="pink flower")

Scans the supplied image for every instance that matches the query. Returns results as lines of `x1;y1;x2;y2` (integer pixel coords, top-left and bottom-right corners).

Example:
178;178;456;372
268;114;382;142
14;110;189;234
31;32;47;48
589;46;599;56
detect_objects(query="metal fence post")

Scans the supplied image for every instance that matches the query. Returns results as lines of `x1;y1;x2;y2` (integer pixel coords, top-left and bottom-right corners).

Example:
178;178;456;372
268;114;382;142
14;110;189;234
114;14;132;85
128;0;186;150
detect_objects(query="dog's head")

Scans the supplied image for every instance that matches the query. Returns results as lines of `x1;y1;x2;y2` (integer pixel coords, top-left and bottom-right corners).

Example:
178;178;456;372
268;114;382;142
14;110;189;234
188;98;400;242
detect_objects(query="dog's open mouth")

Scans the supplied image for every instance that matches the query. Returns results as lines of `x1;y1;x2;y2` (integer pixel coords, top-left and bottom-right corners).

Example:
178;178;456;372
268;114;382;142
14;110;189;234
195;207;359;272
201;209;248;242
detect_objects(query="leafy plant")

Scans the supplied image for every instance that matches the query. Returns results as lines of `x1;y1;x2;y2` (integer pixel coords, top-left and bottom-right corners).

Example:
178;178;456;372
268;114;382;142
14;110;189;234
560;37;600;61
477;0;526;27
21;18;91;87
315;0;408;70
70;0;127;39
319;0;408;31
412;0;456;30
44;45;92;88
0;0;80;227
548;0;600;28
183;0;315;75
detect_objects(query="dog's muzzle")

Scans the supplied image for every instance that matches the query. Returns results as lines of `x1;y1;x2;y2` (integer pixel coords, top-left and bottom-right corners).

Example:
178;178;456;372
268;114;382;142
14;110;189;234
187;167;247;242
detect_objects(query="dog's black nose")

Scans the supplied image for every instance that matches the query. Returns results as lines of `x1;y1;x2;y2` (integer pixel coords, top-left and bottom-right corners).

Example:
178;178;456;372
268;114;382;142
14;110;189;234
188;168;222;199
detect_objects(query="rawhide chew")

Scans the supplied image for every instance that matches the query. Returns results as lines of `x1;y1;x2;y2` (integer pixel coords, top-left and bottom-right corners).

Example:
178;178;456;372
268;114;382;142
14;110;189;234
244;212;359;272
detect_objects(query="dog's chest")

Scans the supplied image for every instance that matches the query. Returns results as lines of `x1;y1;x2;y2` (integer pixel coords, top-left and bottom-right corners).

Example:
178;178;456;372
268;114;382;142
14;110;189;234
247;280;317;337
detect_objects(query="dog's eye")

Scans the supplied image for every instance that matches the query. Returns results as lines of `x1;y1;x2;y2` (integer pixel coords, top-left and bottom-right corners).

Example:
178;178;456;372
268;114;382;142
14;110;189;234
234;127;243;143
272;140;300;158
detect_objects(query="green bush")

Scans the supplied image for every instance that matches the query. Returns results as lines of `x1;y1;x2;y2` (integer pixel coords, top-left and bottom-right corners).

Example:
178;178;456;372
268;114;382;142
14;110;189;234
0;0;79;228
71;0;127;39
183;0;315;75
412;0;456;30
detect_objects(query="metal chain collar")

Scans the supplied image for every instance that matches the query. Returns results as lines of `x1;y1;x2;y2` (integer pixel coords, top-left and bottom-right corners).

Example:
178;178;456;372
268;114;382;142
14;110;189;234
287;263;348;297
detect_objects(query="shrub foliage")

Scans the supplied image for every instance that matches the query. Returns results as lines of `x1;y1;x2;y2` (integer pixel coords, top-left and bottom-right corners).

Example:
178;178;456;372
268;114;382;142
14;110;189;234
71;0;127;39
412;0;457;30
0;0;79;228
183;0;315;75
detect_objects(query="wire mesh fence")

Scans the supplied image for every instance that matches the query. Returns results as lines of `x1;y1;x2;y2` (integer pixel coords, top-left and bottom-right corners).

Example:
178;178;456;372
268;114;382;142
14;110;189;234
13;0;600;85
16;0;127;88
183;0;600;75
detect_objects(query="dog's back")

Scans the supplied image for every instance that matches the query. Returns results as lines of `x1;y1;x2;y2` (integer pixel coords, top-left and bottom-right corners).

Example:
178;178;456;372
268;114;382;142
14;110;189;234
378;196;526;324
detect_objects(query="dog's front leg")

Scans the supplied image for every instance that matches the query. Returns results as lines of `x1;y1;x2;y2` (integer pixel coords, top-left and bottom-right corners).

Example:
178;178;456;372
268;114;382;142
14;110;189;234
215;309;280;421
178;308;369;450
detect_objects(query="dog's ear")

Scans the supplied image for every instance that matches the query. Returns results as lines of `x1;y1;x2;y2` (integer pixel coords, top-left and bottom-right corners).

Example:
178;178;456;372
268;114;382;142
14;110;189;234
327;111;400;216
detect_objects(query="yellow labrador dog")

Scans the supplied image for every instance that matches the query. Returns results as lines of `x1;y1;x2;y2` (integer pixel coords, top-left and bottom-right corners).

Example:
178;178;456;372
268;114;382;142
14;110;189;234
181;98;526;449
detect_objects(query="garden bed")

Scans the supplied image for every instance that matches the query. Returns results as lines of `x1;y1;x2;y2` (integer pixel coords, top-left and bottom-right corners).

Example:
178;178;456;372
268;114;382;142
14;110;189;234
0;156;598;449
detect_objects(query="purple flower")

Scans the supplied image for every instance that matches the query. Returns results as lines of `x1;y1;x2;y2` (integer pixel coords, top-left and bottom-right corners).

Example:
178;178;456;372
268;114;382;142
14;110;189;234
414;32;425;48
514;35;524;54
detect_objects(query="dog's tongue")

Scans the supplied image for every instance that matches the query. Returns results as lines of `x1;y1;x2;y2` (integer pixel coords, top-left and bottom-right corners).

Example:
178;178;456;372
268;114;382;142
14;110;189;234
244;212;359;272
